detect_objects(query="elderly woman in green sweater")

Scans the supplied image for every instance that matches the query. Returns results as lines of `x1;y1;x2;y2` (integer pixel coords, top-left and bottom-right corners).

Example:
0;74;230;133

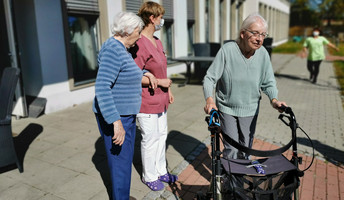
203;13;287;160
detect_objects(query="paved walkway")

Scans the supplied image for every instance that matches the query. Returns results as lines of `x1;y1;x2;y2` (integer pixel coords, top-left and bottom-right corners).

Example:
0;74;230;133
0;53;343;200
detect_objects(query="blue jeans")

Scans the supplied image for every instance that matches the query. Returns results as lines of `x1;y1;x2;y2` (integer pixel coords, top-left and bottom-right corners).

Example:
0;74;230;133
95;114;136;200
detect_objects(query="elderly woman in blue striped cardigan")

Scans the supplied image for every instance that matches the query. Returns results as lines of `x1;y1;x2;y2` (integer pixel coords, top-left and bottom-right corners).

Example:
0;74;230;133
93;12;144;200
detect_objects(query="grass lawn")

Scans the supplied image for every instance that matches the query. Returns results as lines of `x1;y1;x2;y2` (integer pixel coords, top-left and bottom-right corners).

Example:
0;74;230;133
272;40;304;54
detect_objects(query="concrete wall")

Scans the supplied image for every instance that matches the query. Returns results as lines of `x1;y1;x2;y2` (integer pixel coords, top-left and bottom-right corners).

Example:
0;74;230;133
243;0;290;45
14;0;96;113
194;0;206;43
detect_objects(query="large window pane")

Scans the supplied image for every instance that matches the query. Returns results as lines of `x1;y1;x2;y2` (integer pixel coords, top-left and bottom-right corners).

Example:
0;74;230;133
68;14;99;86
187;22;194;56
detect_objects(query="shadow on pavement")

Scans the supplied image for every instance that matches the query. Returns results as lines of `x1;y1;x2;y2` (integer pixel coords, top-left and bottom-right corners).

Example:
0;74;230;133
93;127;212;198
92;137;112;199
166;130;211;191
275;73;340;90
274;73;309;82
14;123;43;165
92;129;142;200
133;126;143;177
0;123;43;173
169;183;209;199
297;137;344;167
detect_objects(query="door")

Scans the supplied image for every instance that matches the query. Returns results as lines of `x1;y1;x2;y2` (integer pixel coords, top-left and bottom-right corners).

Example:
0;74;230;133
1;0;28;117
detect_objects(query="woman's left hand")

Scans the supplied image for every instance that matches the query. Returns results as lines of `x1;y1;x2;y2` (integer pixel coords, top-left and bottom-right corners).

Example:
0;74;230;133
271;99;287;113
169;89;174;104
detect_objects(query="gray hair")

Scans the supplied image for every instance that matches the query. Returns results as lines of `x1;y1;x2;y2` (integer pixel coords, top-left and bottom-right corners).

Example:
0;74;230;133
239;13;268;37
111;12;144;36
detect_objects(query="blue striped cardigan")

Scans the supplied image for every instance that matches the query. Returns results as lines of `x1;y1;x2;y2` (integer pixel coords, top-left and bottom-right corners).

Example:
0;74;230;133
93;37;143;124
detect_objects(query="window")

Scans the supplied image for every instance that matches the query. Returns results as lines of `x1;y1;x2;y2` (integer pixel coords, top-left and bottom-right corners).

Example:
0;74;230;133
187;0;195;56
162;0;174;63
62;0;100;87
162;21;173;64
68;14;99;85
126;0;175;63
205;0;210;43
126;0;142;13
187;22;194;56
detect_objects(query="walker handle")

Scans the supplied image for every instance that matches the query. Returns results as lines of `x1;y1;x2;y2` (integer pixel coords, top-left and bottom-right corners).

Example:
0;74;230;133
278;105;292;114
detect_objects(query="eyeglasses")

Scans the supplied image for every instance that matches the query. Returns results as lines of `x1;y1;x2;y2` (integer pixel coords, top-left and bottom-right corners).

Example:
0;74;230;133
245;29;268;38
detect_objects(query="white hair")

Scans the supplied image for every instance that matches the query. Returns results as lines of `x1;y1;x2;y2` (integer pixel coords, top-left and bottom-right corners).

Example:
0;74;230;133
111;12;144;36
238;13;268;39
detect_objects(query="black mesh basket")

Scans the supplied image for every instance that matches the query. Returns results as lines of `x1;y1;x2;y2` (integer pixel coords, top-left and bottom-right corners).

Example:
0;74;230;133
220;155;299;200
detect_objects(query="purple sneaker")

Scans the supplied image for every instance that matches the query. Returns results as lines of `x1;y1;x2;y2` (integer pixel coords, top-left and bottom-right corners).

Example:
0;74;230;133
142;179;164;191
158;173;178;183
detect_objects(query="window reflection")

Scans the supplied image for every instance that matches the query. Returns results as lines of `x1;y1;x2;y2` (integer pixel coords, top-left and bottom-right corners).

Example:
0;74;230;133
68;14;99;86
187;22;194;56
162;21;173;64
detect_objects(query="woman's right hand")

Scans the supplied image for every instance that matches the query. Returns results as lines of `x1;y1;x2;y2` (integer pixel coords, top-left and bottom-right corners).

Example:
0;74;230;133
204;97;218;114
112;120;126;146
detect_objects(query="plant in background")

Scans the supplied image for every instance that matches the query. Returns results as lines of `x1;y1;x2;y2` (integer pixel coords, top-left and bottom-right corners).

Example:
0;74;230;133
329;43;344;107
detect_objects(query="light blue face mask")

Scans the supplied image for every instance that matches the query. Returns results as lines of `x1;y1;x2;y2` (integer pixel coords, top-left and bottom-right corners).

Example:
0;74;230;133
155;18;164;31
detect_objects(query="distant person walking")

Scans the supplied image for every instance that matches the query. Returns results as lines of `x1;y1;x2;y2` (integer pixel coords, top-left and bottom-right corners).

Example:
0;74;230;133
302;27;339;84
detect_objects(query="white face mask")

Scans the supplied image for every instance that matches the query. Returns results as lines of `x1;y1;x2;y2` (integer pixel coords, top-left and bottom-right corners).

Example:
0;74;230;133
313;31;319;36
155;18;164;31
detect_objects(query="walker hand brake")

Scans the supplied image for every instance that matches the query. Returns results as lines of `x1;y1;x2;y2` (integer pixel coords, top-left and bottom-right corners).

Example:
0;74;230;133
279;114;290;127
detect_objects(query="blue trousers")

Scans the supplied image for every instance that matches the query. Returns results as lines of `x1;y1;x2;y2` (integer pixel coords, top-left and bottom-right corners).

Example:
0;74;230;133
95;114;136;200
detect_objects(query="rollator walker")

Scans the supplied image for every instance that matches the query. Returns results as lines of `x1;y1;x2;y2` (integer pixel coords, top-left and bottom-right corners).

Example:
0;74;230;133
196;106;314;200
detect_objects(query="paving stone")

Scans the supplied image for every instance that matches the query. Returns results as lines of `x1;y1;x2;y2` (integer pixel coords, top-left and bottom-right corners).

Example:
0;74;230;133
2;53;343;200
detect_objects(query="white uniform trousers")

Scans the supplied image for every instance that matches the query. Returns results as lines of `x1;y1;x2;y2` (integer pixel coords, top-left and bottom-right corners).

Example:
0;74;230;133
137;111;168;182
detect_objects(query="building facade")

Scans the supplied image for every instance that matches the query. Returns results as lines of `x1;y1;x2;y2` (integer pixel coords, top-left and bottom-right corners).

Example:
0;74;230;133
0;0;290;117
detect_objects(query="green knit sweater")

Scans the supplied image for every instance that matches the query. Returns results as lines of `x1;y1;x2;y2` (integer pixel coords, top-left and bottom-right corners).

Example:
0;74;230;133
203;42;278;117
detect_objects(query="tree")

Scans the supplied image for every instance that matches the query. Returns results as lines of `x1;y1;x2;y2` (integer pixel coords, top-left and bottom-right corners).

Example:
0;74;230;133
319;0;344;26
289;0;320;27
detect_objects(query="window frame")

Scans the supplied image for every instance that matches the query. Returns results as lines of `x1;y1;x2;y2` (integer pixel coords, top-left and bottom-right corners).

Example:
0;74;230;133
61;0;101;90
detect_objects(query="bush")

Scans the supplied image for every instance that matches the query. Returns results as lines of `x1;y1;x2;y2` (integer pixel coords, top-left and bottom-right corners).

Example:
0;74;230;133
329;43;344;105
